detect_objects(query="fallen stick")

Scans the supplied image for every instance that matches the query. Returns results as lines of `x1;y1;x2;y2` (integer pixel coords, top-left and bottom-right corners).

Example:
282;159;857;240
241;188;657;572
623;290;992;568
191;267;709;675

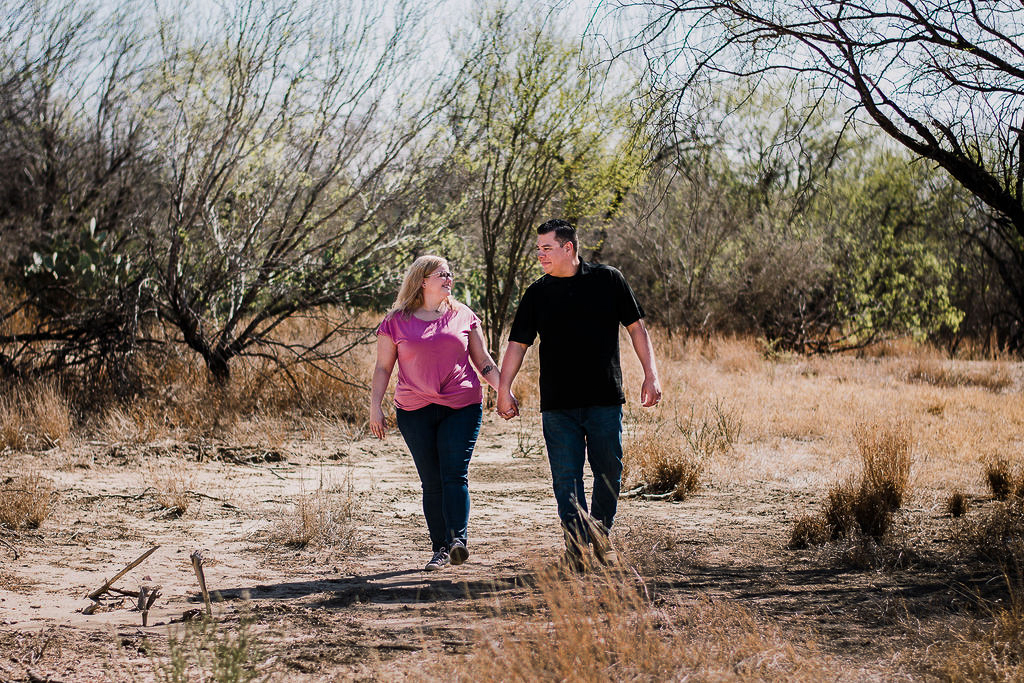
87;545;160;600
190;550;212;616
0;537;19;560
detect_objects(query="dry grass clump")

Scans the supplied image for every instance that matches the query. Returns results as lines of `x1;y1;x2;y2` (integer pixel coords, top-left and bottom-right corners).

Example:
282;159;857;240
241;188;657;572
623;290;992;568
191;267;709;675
0;472;57;530
985;459;1020;501
623;400;741;501
960;503;1024;567
790;417;913;548
947;491;969;517
268;477;360;550
149;467;196;517
623;410;702;500
0;380;72;451
902;358;1015;392
453;567;832;681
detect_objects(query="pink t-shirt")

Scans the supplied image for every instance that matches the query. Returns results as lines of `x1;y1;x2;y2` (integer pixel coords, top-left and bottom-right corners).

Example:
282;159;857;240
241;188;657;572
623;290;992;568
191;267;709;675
376;305;484;411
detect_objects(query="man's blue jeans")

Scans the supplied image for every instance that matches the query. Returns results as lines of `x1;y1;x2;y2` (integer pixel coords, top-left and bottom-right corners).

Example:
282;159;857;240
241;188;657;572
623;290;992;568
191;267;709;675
541;405;623;547
396;403;482;552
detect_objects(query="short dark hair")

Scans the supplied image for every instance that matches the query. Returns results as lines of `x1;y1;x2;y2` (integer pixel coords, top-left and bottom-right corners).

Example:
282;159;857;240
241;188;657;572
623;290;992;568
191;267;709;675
537;218;578;254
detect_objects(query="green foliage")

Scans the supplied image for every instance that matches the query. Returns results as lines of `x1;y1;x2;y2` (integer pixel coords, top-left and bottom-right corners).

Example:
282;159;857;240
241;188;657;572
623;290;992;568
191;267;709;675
22;218;137;308
828;151;966;344
156;616;261;683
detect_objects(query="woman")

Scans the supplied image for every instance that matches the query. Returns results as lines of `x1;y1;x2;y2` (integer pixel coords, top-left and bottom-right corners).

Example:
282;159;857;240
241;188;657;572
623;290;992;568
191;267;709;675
370;255;504;571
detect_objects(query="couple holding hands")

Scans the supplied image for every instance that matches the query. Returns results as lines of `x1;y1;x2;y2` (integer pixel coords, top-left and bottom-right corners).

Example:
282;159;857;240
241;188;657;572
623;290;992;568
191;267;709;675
370;219;662;572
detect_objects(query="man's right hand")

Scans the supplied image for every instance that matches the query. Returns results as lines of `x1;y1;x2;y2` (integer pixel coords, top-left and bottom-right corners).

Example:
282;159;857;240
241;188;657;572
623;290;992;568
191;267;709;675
496;390;519;420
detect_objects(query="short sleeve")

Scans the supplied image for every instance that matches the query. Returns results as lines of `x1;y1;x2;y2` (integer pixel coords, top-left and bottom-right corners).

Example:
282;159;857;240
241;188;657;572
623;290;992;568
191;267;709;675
376;315;394;340
612;269;644;327
508;284;538;345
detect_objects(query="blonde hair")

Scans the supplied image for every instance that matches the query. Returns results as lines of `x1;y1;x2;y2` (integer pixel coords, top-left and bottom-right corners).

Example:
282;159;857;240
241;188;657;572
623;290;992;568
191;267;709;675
388;255;459;317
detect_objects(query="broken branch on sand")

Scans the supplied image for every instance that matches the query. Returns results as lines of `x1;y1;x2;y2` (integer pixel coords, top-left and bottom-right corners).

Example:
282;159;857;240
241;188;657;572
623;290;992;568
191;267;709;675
86;545;160;601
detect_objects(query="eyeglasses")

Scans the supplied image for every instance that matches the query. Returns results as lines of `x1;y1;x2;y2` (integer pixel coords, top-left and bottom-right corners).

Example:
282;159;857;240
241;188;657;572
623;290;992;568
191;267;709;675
430;271;454;280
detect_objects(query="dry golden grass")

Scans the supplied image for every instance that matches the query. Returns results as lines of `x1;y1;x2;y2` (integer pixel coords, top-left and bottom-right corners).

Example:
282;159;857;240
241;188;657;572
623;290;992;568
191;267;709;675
149;466;196;517
0;471;57;530
0;380;71;451
902;357;1016;392
924;575;1024;682
623;398;740;499
452;564;834;681
268;475;360;550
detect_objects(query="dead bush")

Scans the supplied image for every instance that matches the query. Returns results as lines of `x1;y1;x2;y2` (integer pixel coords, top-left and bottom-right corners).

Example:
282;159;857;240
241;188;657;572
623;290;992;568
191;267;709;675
150;467;195;517
854;418;913;511
789;515;829;550
903;358;1015;392
623;411;705;500
0;472;57;529
623;400;741;501
960;503;1024;567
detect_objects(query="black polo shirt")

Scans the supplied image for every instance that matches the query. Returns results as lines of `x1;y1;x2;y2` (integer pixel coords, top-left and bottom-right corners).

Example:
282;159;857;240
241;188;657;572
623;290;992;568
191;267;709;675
508;261;645;411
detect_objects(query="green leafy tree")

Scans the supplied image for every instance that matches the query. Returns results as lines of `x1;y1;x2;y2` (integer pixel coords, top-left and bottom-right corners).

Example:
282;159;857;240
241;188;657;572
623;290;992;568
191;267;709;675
448;1;643;357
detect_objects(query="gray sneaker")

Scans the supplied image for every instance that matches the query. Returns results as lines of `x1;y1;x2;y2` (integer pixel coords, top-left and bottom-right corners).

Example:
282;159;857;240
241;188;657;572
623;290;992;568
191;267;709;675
449;540;469;566
424;548;450;571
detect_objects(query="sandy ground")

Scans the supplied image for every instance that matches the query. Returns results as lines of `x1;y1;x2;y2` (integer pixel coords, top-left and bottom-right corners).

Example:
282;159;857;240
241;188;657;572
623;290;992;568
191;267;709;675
0;411;1011;681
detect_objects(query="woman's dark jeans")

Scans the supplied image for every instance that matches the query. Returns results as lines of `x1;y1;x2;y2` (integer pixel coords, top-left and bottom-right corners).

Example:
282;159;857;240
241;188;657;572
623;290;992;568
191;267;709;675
396;402;482;552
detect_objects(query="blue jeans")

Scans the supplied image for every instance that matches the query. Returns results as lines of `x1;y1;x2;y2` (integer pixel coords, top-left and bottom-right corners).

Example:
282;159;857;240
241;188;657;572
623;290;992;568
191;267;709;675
396;403;482;552
541;405;623;547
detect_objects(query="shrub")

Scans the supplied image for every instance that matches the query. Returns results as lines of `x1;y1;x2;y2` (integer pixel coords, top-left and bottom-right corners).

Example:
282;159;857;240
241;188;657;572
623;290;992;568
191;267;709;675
0;472;57;529
789;515;829;550
854;418;912;511
794;417;914;546
623;400;741;501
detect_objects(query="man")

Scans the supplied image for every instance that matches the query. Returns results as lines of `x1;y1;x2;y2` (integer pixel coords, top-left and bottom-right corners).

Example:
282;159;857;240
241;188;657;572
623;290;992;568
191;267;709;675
497;219;662;569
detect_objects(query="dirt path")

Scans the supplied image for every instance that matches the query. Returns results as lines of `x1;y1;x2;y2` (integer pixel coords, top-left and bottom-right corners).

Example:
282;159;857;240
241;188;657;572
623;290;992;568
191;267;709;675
0;414;1004;681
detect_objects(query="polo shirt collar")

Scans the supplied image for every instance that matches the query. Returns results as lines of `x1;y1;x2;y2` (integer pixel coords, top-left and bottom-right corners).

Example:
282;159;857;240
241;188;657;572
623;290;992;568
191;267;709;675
577;261;592;276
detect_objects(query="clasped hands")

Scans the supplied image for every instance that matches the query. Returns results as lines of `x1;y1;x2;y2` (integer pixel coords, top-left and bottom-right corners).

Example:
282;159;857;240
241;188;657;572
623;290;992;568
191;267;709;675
496;390;519;420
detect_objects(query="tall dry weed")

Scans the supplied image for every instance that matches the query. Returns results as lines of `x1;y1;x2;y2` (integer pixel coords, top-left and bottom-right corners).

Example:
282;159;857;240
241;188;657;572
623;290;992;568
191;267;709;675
854;417;913;511
453;567;832;681
149;466;196;517
0;381;71;451
0;472;57;529
791;417;913;547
